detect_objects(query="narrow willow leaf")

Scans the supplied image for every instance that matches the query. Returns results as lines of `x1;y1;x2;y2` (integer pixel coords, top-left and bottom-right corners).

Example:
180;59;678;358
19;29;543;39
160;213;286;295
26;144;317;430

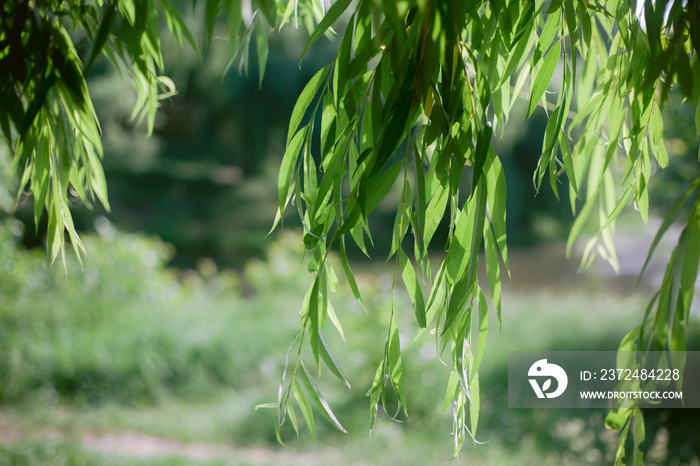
157;0;200;57
339;237;367;312
566;195;596;258
367;362;384;433
388;318;406;411
339;161;403;235
326;301;345;342
483;223;502;330
445;204;473;282
633;410;645;466
535;12;560;63
413;146;427;263
315;136;347;217
379;0;407;44
424;182;448;247
292;379;315;440
88;151;110;211
204;0;219;53
301;0;353;60
366;93;412;182
32;139;50;227
601;184;634;230
418;261;446;340
85;4;118;73
652;251;677;348
472;288;488;378
299;361;347;433
468;370;480;440
466;182;488;292
256;17;269;88
649;102;668;167
333;13;354;108
443;273;473;337
615;419;632;465
443;370;460;413
484;148;508;268
639;178;700;280
287;67;328;144
46;191;61;265
471;122;492;196
605;408;632;431
680;202;700;310
278;129;306;219
316;326;351;388
389;182;410;259
527;41;561;118
399;250;426;328
287;401;300;438
453;307;473;402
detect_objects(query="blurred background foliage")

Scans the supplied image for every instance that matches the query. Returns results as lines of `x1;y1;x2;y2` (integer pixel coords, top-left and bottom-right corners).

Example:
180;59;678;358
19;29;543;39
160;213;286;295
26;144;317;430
1;4;699;465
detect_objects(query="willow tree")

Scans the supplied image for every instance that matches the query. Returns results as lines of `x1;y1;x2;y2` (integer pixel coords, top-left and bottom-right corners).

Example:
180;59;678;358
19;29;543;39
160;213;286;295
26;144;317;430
2;0;698;462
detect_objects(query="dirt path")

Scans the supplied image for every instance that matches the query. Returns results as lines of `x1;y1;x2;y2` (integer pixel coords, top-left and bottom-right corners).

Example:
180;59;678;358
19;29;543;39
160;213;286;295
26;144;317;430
0;419;340;465
80;431;338;464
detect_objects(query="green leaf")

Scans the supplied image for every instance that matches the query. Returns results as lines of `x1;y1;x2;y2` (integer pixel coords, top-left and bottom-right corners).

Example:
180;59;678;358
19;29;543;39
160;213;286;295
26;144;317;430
471;122;492;196
299;361;347;433
204;0;219;54
227;0;242;50
535;12;560;63
484;148;508;268
316;326;351;388
387;318;407;411
256;17;269;88
445;204;473;282
277;128;306;219
424;183;449;248
367;362;384;433
605;408;631;431
389;182;410;259
633;409;645;466
158;0;200;57
292;379;316;440
32;139;50;228
472;287;488;379
339;237;367;312
566;193;596;258
443;370;460;413
527;41;561;119
339;161;403;235
287;66;328;144
333;13;354;107
399;250;426;328
484;223;502;330
639;178;700;281
301;0;353;61
680;201;700;311
85;3;118;73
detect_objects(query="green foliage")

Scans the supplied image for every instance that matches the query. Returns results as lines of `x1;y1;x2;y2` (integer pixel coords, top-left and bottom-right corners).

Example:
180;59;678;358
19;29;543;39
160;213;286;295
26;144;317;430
0;218;267;404
0;440;92;465
2;0;700;462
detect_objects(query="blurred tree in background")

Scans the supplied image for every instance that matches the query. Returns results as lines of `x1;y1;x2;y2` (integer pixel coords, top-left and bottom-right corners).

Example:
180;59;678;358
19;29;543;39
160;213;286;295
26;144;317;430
1;0;700;463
